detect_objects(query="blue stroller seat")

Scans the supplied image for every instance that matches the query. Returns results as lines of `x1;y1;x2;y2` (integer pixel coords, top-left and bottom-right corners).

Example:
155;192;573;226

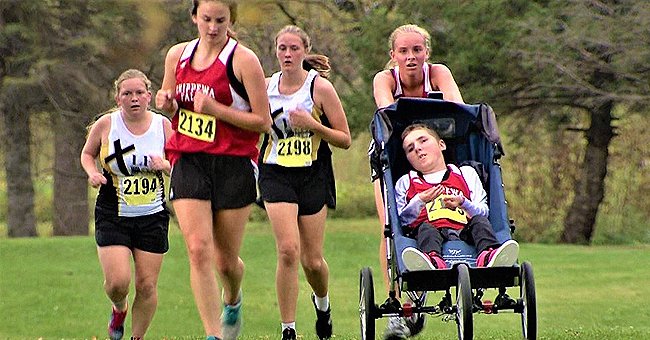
370;97;513;270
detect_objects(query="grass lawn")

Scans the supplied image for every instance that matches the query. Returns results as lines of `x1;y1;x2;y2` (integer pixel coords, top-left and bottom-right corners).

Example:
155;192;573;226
1;217;649;339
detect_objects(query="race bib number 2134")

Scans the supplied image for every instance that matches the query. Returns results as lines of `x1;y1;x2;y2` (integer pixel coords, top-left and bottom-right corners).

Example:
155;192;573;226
178;109;216;142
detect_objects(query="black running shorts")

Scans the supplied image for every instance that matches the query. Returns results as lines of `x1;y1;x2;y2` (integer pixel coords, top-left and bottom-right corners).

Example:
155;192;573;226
258;160;335;216
95;208;170;254
169;153;257;210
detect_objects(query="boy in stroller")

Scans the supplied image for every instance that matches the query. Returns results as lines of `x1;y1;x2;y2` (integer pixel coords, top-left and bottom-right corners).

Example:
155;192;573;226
396;123;519;271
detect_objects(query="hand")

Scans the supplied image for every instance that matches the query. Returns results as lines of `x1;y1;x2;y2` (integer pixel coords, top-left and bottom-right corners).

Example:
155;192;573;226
288;108;315;131
418;185;445;203
88;172;107;188
442;195;465;209
193;91;214;116
149;155;169;173
155;89;176;113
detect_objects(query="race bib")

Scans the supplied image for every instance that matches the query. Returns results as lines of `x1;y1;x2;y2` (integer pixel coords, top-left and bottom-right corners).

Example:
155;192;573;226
425;194;468;224
120;173;158;206
276;135;312;167
178;108;216;142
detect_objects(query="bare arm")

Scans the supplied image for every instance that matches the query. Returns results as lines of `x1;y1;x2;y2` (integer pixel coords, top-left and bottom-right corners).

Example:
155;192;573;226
148;115;173;176
194;46;271;133
155;43;185;115
429;64;464;103
80;115;110;188
291;77;351;149
372;70;396;108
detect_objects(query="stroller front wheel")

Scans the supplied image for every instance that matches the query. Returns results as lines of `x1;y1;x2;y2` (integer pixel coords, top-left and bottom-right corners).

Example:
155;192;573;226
359;267;376;340
456;263;473;340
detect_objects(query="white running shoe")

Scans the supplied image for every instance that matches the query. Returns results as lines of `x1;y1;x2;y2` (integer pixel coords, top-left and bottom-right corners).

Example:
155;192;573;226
402;247;435;271
486;240;519;267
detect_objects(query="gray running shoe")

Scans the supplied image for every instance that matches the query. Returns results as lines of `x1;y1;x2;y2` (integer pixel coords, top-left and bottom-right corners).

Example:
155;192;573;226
383;316;410;340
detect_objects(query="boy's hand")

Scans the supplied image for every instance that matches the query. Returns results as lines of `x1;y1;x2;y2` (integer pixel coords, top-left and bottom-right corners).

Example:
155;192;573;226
418;185;445;203
442;195;465;209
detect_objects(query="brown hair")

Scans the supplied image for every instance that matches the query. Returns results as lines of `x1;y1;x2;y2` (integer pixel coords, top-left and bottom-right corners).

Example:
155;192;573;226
385;24;431;69
191;0;238;38
401;123;441;141
275;25;331;79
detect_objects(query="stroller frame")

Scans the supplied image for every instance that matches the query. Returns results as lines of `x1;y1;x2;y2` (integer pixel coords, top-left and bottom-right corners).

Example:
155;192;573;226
359;98;537;340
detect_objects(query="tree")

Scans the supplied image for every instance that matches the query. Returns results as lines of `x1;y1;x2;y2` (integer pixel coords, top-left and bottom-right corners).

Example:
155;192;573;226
504;1;650;244
0;1;47;237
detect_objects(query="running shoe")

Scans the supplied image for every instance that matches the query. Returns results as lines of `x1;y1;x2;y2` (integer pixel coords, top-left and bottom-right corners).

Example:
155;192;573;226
311;293;332;339
476;240;520;267
221;292;243;340
383;316;410;340
282;327;297;340
108;306;127;340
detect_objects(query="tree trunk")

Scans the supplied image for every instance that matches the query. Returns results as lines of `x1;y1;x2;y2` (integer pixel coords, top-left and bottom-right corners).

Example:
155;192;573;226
52;110;89;236
2;108;37;237
561;100;614;244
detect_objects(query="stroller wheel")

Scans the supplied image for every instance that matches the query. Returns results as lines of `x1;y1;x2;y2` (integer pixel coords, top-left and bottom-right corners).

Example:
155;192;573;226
520;262;537;339
455;264;473;340
359;267;376;340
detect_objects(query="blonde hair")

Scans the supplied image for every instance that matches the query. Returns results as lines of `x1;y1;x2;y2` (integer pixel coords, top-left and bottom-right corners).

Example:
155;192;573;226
88;69;151;132
192;0;238;38
385;24;431;69
113;69;151;98
275;25;331;79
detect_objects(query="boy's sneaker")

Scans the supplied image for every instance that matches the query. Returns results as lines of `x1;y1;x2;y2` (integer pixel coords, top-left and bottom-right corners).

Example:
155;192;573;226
383;316;410;340
282;327;297;340
221;292;243;340
402;247;435;271
311;293;332;339
108;307;127;340
402;247;447;271
476;240;520;267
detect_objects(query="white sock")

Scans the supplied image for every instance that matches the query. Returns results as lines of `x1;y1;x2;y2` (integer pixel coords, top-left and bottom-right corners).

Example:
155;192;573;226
314;293;330;311
282;322;296;331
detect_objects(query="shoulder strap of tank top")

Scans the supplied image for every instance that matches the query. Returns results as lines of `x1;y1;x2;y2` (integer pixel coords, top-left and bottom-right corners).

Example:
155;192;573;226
391;66;402;98
423;63;433;93
306;69;318;99
224;38;249;102
267;71;281;94
179;38;199;63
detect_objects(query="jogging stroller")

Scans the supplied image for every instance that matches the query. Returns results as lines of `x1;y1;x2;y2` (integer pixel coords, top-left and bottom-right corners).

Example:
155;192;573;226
360;97;537;339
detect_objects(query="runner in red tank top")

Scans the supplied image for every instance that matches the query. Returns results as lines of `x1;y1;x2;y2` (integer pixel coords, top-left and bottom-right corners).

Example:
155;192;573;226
155;1;271;339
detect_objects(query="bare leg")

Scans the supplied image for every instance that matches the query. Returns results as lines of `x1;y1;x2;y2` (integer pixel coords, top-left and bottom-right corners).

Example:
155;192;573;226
265;202;300;323
213;206;250;305
299;206;329;298
374;180;391;294
97;245;132;309
131;249;164;338
174;198;221;336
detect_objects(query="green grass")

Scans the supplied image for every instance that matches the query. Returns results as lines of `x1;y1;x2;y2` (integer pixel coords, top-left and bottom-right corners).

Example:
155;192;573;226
1;218;650;339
